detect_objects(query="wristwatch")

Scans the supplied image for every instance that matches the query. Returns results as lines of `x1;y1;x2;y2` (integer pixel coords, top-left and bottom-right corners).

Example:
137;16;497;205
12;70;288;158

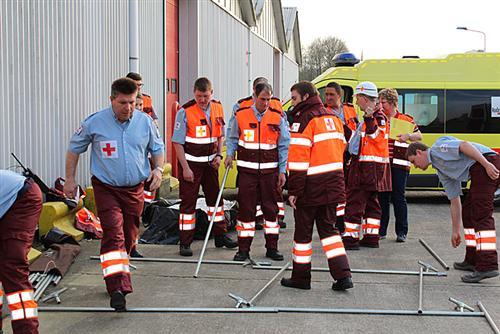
155;166;164;173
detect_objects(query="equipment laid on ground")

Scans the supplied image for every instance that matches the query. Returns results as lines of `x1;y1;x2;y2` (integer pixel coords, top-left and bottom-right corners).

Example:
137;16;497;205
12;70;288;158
419;238;450;270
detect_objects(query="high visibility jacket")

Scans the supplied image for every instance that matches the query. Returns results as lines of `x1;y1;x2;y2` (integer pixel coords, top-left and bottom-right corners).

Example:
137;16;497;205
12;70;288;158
142;94;157;119
235;106;281;174
325;103;358;142
359;112;390;164
287;95;346;206
183;99;224;164
388;112;417;170
237;96;283;113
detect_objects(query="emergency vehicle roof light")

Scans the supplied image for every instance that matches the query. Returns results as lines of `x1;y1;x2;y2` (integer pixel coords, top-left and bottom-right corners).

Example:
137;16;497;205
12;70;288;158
332;53;360;67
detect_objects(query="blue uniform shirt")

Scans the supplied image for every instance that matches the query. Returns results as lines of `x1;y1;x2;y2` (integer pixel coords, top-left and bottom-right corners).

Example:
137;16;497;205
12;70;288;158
226;105;291;173
68;107;165;187
172;103;223;145
0;170;26;219
429;136;495;199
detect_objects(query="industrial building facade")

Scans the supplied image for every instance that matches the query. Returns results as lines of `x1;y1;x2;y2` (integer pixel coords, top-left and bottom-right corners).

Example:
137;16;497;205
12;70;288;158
0;0;301;186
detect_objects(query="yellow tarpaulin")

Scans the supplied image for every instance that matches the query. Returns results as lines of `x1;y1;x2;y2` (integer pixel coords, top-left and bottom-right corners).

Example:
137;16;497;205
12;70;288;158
389;117;415;140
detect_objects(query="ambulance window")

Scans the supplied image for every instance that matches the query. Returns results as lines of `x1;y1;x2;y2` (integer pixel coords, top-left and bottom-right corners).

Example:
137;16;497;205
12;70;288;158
445;90;500;133
399;90;444;133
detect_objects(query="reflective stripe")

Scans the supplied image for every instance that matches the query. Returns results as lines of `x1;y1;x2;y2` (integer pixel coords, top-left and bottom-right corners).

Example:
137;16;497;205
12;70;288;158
476;230;496;238
208;206;223;213
100;250;130;277
144;190;154;203
342;231;359;238
185;153;216;162
185;136;217;144
264;220;279;234
307;162;343;175
365;218;380;226
367;128;381;139
208;207;225;222
277;202;285;208
392;158;411;167
238;140;277;150
238;230;255;237
365;228;379;235
292;242;313;264
290;137;312;146
256;205;263;216
100;250;128;263
237;220;256;229
336;203;346;216
288;162;310;171
294;242;312;251
359;155;390;163
313;132;345;143
237;160;278;169
464;228;476;247
476;230;497;251
103;263;130;277
394;141;410;148
344;222;360;231
179;213;195;220
293;254;312;264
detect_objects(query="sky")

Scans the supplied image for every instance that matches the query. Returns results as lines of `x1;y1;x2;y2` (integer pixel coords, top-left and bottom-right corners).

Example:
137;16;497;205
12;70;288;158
281;0;500;60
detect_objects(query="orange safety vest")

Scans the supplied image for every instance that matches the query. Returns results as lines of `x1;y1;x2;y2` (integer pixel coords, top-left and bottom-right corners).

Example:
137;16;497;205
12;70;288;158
325;103;358;132
359;113;389;164
142;94;156;118
389;112;416;169
237;96;283;114
235;106;282;174
182;99;224;164
288;115;345;176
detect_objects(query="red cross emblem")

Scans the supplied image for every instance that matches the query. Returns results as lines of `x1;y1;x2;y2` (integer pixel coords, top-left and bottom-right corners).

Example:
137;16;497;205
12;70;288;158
324;118;336;131
100;141;118;158
102;143;116;156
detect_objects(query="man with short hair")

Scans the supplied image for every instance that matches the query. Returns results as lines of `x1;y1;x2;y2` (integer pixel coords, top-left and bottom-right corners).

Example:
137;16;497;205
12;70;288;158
342;82;391;250
407;138;499;283
172;77;237;257
0;170;42;334
281;81;353;291
225;82;290;261
64;77;165;311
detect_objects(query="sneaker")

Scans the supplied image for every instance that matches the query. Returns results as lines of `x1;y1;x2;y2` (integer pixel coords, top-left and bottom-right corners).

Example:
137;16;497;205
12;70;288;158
179;245;193;257
130;249;144;258
396;235;406;243
110;291;126;312
233;251;250;261
461;270;499;283
332;277;354;291
280;277;311;290
266;249;284;261
453;261;475;272
214;234;238;249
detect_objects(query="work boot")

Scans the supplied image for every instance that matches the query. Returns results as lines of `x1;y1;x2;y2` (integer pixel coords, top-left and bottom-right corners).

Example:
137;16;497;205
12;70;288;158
110;291;126;312
233;251;250;261
342;236;360;250
461;270;499;283
130;249;144;258
214;234;238;249
280;277;311;290
255;222;264;231
332;277;354;291
453;261;475;272
359;238;379;248
278;218;287;229
266;249;284;261
179;245;193;257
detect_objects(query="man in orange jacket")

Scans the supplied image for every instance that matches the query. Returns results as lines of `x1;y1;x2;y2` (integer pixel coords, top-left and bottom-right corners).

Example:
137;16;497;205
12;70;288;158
342;82;391;250
281;81;353;291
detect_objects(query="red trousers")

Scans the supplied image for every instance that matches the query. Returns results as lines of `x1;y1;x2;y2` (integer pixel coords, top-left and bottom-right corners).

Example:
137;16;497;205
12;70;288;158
92;177;144;295
255;186;284;223
0;180;41;334
462;155;499;272
343;187;381;247
178;163;226;247
237;172;279;252
291;204;351;284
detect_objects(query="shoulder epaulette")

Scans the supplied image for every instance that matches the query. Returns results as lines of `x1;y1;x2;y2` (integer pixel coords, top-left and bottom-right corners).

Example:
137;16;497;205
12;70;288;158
269;107;282;114
236;106;251;113
142;93;151;98
238;96;252;104
271;97;280;101
344;102;354;107
182;99;196;109
211;99;222;105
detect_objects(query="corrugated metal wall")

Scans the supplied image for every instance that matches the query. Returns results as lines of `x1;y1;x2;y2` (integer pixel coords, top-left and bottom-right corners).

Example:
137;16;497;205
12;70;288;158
281;54;299;102
250;33;275;88
138;0;165;135
0;1;129;187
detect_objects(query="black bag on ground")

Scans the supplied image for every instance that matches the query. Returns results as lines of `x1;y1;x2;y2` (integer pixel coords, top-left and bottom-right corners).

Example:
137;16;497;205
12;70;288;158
140;203;180;245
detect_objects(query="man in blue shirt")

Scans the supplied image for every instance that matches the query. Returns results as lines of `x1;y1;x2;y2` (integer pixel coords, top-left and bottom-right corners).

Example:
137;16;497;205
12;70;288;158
64;77;165;310
0;170;42;333
225;82;290;261
408;137;499;283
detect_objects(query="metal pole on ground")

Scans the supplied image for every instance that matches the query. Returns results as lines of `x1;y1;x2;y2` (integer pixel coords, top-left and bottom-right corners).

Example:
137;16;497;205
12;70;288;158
247;261;291;306
90;256;271;267
477;301;500;334
418;266;424;314
419;238;450;270
194;168;230;278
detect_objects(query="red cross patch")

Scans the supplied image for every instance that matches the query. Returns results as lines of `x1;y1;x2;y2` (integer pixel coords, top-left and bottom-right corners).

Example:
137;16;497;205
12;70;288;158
100;141;118;159
324;118;336;131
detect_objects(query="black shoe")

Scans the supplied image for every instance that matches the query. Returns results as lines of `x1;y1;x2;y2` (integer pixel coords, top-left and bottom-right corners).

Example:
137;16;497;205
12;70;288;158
280;277;311;290
266;249;284;261
130;249;144;258
255;223;264;231
179;245;193;257
278;219;287;229
214;234;238;249
233;251;250;261
110;291;126;312
461;270;499;283
396;235;406;243
453;261;475;272
359;239;379;248
344;243;360;250
332;277;354;291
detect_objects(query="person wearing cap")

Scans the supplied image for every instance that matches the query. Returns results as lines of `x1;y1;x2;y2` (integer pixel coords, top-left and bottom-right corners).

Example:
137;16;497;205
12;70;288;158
0;170;42;334
342;81;391;250
407;138;499;283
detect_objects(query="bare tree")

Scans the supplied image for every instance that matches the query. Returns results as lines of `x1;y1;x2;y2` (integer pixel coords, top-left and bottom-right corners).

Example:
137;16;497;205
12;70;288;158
300;36;349;81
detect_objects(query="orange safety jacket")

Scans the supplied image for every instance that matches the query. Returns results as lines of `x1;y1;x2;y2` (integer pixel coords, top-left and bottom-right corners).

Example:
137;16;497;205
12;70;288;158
142;94;157;119
237;96;283;113
235;106;282;174
182;99;224;164
388;112;418;170
287;95;346;206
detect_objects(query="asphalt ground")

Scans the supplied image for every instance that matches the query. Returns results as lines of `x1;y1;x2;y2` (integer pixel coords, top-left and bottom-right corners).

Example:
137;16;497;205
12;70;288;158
3;190;499;334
